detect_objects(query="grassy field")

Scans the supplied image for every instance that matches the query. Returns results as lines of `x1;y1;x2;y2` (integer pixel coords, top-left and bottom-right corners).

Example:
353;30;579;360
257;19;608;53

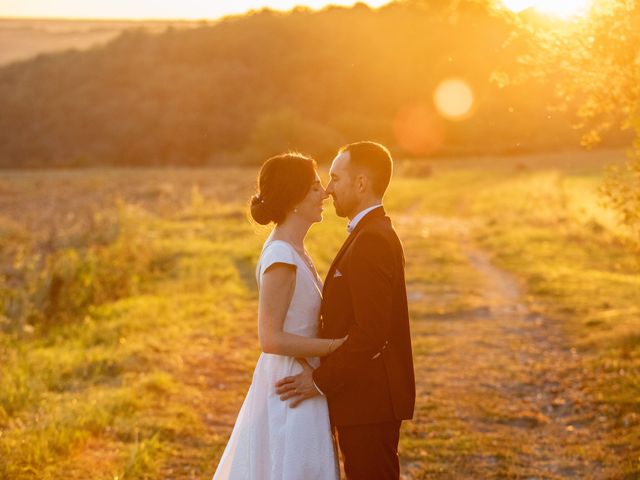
0;150;638;479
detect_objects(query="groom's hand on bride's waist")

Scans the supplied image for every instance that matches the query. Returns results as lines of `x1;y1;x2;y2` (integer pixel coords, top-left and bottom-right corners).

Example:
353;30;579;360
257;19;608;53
275;360;320;408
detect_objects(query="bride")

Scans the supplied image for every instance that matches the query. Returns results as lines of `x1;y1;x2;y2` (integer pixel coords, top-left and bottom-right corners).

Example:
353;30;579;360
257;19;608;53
212;153;344;479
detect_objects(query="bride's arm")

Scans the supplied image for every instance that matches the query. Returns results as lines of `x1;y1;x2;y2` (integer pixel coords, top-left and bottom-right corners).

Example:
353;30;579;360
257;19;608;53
258;263;345;357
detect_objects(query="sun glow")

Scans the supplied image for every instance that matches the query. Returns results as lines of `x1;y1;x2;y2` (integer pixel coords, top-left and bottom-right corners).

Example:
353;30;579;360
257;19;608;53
0;0;390;20
501;0;591;18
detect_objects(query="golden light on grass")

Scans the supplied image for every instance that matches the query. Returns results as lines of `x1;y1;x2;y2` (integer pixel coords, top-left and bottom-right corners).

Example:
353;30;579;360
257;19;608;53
501;0;591;18
433;78;474;121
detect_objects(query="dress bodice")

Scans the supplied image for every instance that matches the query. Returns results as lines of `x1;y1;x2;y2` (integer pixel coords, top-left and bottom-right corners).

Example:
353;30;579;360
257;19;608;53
256;239;322;337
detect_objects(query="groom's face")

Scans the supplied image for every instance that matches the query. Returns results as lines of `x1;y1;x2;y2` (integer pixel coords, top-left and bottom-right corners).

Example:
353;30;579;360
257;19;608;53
326;151;358;219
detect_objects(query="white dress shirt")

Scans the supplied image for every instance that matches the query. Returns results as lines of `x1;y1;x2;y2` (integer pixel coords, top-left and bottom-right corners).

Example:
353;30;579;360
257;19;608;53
347;204;383;233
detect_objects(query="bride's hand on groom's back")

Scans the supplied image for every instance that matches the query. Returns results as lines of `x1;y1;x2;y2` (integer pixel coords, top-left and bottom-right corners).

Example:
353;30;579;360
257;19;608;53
325;334;348;354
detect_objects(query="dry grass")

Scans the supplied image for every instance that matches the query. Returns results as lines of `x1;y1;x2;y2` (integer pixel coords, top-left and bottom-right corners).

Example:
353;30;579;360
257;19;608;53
1;150;638;478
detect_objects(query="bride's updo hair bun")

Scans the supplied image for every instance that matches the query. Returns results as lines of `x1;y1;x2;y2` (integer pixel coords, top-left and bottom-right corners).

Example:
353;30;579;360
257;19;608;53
250;193;272;225
250;153;317;225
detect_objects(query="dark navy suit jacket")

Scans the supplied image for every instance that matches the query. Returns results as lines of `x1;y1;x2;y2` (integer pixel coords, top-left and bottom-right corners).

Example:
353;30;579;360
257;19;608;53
313;206;416;426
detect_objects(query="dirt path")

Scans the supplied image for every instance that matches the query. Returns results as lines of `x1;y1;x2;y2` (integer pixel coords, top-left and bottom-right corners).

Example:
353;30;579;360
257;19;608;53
399;216;618;479
166;214;622;479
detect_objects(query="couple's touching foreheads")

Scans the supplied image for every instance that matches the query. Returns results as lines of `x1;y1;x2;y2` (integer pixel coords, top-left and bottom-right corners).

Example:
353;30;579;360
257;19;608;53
213;141;416;480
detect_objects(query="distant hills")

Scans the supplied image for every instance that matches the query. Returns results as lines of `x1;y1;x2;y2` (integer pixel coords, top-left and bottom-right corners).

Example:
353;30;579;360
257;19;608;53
0;2;628;167
0;18;204;66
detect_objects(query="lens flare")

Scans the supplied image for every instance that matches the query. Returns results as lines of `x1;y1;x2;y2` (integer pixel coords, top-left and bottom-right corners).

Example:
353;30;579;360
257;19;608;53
393;104;445;156
433;78;474;121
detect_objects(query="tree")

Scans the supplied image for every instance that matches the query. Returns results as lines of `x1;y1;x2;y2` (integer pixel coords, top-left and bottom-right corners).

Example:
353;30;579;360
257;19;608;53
0;1;590;167
511;0;640;243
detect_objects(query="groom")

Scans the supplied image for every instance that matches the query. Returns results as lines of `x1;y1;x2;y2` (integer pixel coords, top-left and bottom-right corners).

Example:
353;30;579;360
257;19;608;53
276;141;415;479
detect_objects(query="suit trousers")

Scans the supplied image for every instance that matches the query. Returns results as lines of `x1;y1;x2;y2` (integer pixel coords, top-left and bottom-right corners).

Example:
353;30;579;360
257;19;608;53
336;420;402;480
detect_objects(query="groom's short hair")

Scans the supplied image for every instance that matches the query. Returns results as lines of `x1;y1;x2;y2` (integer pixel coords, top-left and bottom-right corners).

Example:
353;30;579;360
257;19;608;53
339;141;392;197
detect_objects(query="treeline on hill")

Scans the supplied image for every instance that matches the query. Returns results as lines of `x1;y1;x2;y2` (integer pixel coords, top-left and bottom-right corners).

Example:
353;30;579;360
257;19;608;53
0;1;629;167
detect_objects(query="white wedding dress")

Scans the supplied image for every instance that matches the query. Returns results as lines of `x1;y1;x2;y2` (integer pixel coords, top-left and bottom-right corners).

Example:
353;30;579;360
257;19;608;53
212;238;339;480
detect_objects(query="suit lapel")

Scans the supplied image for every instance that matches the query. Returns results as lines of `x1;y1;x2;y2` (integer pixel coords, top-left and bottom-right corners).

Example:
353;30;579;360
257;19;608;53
325;230;357;287
323;206;386;291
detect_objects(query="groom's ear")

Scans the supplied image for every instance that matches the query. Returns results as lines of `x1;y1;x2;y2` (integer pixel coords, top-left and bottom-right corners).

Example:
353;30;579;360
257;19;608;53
355;173;368;194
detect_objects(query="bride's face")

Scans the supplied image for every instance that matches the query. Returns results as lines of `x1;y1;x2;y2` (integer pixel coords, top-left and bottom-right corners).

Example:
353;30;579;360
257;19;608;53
294;174;328;224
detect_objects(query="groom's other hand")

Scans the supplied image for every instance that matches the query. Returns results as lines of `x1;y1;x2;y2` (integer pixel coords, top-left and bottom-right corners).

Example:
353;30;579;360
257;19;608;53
275;361;319;408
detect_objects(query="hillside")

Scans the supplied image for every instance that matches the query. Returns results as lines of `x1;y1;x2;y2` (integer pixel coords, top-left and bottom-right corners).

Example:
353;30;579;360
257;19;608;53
0;2;628;167
0;18;202;66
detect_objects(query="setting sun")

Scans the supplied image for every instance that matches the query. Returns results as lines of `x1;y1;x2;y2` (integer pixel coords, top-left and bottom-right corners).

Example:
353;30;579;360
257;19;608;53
501;0;591;18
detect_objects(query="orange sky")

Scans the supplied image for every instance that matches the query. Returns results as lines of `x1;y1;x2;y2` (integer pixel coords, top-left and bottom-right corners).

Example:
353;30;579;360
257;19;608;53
0;0;391;20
